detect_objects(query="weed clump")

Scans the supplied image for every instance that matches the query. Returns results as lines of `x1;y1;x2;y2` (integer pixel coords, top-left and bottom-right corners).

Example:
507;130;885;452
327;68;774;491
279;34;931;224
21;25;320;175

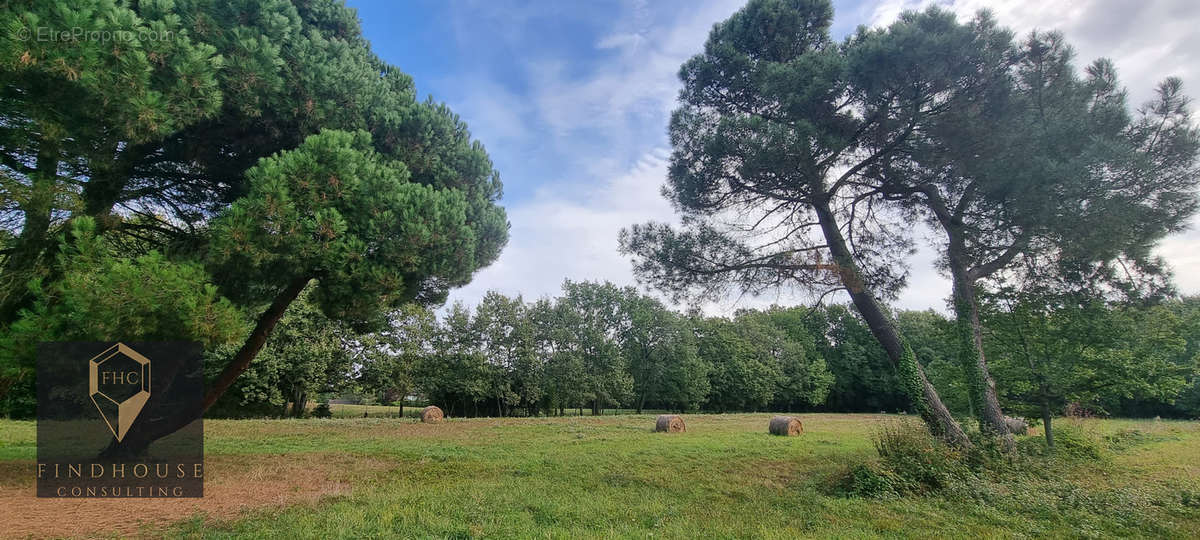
834;421;977;498
1050;423;1107;459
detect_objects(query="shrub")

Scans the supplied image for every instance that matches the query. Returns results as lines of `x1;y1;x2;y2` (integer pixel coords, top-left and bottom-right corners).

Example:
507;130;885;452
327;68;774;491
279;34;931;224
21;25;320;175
312;401;333;418
838;463;901;499
846;421;977;497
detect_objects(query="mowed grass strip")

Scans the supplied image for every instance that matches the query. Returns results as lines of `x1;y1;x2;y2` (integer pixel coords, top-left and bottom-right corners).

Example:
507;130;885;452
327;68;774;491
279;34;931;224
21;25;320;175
0;414;1197;538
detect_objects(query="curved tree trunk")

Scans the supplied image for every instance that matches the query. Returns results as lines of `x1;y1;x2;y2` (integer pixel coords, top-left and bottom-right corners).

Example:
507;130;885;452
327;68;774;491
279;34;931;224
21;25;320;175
812;195;969;446
204;276;311;411
102;275;312;458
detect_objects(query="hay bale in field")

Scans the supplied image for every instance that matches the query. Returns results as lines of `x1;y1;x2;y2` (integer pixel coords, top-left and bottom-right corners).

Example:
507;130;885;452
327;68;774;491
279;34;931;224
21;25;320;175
768;416;803;436
421;405;444;423
1004;416;1028;435
655;414;686;433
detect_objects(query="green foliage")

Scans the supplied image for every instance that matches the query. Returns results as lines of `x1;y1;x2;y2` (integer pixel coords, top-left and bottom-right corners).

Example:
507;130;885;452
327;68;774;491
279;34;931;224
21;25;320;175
0;0;509;421
621;0;1023;441
889;22;1199;437
197;127;505;411
553;280;635;413
730;307;834;411
619;1;1029;305
0;218;244;418
896;343;936;426
898;310;969;415
984;294;1195;424
804;305;908;412
415;302;491;416
838;462;904;499
357;303;435;408
0;0;223;141
0;0;225;317
209;129;499;325
400;283;831;418
3;217;244;356
1047;423;1108;460
311;401;332;419
869;421;973;495
621;292;706;412
473;291;540;415
696;316;780;412
206;290;353;418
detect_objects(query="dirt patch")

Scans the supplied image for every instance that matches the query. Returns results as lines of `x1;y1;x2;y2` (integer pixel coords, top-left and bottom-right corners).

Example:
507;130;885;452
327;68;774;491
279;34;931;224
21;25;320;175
0;453;383;539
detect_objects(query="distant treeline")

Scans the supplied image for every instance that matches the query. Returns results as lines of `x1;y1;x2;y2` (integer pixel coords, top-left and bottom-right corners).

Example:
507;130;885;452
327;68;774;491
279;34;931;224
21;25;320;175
195;281;1200;421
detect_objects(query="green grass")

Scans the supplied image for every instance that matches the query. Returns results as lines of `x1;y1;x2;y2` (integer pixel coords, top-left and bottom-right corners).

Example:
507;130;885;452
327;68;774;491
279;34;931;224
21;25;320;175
317;402;672;419
2;413;1198;538
319;403;676;420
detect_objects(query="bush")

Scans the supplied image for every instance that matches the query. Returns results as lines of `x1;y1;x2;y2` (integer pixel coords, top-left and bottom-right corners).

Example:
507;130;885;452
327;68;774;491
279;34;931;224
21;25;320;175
312;401;333;418
838;463;901;499
835;421;978;498
873;421;973;492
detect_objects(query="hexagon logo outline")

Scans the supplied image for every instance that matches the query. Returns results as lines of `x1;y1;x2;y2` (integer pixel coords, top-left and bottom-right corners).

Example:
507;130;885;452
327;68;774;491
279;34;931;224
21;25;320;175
87;343;151;442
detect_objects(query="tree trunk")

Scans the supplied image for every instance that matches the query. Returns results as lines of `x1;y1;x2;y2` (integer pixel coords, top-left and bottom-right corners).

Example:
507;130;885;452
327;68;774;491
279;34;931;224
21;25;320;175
293;390;308;418
204;276;309;411
1040;392;1054;449
14;143;146;326
0;139;60;323
106;275;308;456
948;245;1012;447
812;194;969;446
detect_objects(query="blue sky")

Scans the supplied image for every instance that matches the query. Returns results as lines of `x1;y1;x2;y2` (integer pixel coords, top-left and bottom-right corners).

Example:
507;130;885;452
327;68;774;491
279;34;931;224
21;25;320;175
349;0;1200;314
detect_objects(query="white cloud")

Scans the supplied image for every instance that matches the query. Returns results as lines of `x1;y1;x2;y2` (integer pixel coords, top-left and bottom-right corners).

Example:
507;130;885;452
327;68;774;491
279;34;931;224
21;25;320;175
444;0;1200;315
449;150;678;307
443;0;748;312
865;0;1200;299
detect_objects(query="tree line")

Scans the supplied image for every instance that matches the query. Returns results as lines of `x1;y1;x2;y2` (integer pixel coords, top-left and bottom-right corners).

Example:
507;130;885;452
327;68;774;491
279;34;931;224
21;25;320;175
195;281;1200;426
207;280;833;418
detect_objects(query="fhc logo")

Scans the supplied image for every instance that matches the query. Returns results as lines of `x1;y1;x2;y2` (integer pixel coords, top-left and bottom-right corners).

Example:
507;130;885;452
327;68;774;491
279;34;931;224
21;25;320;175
88;343;151;442
37;341;204;497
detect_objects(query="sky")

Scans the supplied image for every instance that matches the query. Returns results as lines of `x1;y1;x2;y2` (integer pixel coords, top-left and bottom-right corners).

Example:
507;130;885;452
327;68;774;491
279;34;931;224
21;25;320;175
350;0;1200;315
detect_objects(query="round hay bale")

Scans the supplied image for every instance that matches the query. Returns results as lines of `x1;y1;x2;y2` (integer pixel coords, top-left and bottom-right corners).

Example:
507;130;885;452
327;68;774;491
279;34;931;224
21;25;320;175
421;405;444;423
1003;416;1028;435
768;416;803;436
655;414;686;433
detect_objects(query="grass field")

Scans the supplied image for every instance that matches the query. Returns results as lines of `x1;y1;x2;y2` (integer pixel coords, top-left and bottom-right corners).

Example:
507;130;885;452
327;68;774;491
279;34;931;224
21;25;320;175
2;413;1198;538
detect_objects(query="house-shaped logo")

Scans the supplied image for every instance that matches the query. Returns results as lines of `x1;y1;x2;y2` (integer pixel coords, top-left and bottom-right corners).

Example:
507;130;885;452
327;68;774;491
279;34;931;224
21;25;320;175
87;343;151;442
